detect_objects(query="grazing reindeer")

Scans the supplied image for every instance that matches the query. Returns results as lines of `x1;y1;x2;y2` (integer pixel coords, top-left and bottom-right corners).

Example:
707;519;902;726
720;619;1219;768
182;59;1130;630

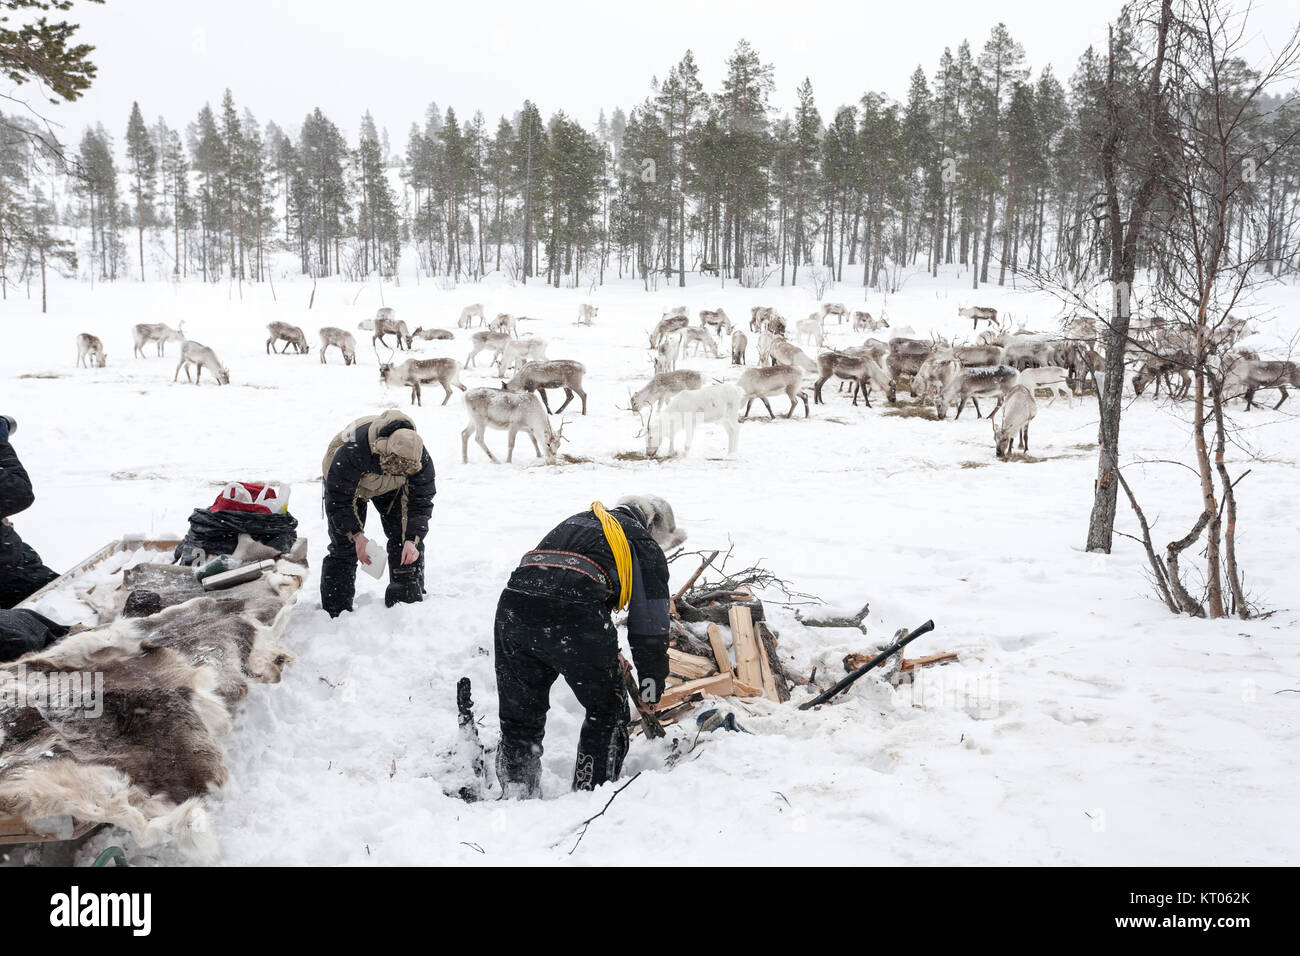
910;353;963;404
75;333;107;368
1002;339;1054;370
133;321;185;358
681;327;721;358
266;321;309;355
173;340;229;386
654;334;682;374
700;308;732;337
457;303;487;329
461;388;563;464
1223;358;1300;410
411;326;454;341
738;364;809;419
756;330;776;366
749;306;785;335
1017;366;1073;406
489;313;519;337
649;384;744;458
959;306;999;330
731;330;748;365
319;327;357;365
650;314;690;348
820;302;849;325
769;337;819;374
496;336;549;375
852;310;889;332
885;337;936;401
796;314;825;349
993;385;1037;459
578;303;598;326
629;369;704;414
662;305;689;321
936;365;1019;419
465;330;511;368
1069;344;1104;393
505;359;588;415
814;350;894;408
952;344;1006;367
1132;349;1193;399
372;312;412;350
379;358;467;406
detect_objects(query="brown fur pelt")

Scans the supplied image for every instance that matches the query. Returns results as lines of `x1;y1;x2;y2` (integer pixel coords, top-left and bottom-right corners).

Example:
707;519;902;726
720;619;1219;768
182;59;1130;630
0;577;299;858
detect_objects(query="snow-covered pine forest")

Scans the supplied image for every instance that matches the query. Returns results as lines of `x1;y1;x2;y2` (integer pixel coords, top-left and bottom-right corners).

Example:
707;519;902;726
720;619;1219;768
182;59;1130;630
2;0;1300;868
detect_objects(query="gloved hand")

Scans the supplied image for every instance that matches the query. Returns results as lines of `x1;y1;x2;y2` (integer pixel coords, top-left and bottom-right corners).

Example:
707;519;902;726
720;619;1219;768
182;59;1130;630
630;636;669;707
0;415;14;442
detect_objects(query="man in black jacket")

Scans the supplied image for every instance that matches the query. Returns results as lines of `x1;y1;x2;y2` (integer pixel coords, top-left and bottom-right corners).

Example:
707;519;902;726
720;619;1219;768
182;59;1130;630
494;495;686;796
0;415;59;609
320;411;437;617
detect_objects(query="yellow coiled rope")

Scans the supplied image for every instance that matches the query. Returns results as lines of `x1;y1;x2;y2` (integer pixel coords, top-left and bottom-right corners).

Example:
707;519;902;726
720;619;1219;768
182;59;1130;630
591;501;633;610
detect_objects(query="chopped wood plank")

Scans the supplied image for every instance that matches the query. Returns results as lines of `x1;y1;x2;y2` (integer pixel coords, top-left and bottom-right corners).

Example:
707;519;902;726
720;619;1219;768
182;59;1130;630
668;648;718;680
732;678;763;698
756;622;791;703
755;630;780;701
707;623;733;675
728;605;764;690
900;651;959;672
656;672;733;710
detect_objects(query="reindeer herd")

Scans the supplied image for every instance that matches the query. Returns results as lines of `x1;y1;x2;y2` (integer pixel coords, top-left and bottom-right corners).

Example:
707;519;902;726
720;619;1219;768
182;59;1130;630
66;293;1295;467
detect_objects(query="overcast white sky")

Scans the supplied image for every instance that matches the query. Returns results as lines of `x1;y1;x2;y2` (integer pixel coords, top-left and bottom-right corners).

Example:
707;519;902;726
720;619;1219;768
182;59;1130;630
20;0;1300;144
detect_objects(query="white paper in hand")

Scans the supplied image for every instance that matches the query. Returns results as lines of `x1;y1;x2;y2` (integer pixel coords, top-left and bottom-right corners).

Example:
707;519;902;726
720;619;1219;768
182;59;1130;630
360;538;387;579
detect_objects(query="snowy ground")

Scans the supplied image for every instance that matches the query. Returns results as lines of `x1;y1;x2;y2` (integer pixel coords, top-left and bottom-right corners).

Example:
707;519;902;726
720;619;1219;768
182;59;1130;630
2;264;1298;865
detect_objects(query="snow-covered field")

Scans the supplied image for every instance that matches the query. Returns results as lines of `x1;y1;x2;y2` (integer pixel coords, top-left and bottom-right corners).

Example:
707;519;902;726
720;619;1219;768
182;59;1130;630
3;265;1298;865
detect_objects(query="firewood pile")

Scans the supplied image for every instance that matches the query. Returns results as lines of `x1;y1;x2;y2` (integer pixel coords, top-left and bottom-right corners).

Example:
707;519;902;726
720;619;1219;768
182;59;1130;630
628;549;809;734
627;548;959;733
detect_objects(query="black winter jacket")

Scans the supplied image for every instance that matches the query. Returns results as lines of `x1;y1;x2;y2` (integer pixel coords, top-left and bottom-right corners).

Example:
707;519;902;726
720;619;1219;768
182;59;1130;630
323;420;437;543
0;441;36;523
507;505;671;694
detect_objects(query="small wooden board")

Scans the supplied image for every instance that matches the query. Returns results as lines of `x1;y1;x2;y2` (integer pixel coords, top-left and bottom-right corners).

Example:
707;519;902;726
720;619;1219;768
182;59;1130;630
14;537;183;613
656;673;734;710
728;605;764;690
668;648;718;680
706;623;733;675
0;815;100;846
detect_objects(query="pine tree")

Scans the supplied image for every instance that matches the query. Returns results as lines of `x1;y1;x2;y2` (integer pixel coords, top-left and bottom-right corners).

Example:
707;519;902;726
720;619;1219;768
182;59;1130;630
124;102;156;280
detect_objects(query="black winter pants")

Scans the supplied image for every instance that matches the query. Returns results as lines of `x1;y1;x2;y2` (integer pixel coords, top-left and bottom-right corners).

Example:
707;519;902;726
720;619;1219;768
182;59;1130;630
0;525;58;610
494;586;629;796
319;491;425;616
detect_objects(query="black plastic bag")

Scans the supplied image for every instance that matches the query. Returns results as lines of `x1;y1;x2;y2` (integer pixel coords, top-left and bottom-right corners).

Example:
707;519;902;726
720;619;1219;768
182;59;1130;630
174;508;299;565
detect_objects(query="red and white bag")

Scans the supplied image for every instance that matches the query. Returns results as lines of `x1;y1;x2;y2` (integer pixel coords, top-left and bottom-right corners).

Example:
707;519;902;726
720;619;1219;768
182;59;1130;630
209;481;291;515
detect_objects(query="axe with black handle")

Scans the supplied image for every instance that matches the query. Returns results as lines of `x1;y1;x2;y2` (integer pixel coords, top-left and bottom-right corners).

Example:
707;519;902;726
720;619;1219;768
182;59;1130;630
798;619;936;711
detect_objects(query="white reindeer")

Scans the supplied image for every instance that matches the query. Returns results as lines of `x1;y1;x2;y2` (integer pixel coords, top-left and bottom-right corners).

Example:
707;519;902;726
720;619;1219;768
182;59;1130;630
649;384;743;458
1016;366;1073;406
993;385;1037;459
75;333;106;368
458;303;487;329
796;314;825;349
461;388;563;465
174;340;229;386
133;321;185;358
654;334;682;374
496;336;549;375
